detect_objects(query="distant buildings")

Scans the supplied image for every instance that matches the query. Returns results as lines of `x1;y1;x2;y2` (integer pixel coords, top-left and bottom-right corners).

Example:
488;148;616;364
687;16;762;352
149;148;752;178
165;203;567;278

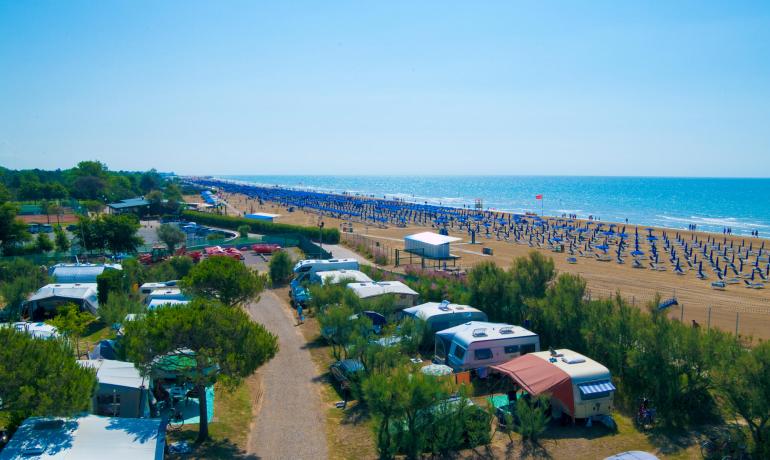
106;197;150;215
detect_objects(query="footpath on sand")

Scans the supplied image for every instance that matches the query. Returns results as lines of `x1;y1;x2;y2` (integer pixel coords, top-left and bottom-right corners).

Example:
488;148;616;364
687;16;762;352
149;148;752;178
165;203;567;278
245;290;329;460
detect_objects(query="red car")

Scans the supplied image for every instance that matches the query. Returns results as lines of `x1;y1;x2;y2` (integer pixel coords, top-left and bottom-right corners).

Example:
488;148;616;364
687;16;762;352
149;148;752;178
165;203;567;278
251;243;282;254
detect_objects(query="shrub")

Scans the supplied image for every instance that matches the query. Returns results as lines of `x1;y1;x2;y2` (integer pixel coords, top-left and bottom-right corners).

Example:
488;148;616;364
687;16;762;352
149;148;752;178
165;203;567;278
237;224;250;238
98;292;146;327
268;250;293;286
181;210;340;243
513;395;550;441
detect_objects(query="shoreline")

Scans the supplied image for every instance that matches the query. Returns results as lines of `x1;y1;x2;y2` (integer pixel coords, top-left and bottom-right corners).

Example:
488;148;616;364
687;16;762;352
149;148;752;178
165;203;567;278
187;176;769;243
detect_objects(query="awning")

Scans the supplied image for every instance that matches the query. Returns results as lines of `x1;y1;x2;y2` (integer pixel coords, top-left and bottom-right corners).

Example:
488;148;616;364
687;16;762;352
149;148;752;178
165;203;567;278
490;354;575;416
578;380;616;396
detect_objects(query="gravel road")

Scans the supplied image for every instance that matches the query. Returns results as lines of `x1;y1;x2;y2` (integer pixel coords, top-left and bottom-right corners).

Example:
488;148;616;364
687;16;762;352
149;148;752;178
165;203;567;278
245;291;329;460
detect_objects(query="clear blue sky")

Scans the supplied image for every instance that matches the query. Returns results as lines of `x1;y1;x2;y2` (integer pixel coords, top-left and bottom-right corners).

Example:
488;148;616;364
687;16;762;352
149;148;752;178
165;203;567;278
1;1;768;176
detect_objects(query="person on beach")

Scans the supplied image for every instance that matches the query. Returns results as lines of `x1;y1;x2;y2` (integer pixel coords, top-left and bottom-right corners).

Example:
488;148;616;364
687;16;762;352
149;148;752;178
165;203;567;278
296;305;305;325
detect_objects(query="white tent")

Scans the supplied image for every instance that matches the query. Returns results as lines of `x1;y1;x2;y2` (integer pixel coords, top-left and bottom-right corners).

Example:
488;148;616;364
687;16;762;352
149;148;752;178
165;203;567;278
26;283;99;318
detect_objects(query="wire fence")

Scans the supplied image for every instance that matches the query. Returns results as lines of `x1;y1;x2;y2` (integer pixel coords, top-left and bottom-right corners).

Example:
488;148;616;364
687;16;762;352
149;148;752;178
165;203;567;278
585;285;770;340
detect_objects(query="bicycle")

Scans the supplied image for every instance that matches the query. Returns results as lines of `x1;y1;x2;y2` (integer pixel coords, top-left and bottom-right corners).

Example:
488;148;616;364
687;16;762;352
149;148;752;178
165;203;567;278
634;397;656;430
700;430;749;460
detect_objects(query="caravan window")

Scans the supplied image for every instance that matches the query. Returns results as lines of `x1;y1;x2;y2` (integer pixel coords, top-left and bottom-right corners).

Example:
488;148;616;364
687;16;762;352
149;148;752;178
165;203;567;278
520;343;536;355
453;345;466;360
504;345;519;354
474;348;492;360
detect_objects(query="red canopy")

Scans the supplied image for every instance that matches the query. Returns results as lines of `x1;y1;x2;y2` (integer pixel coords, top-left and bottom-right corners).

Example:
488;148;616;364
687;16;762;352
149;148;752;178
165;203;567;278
490;354;575;415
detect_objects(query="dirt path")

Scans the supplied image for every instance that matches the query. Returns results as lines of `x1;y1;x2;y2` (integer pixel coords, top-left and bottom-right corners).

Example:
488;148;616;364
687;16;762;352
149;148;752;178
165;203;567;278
245;291;329;460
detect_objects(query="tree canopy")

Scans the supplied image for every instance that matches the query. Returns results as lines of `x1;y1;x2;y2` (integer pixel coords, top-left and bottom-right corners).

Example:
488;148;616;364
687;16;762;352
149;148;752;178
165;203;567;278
74;213;143;254
157;223;186;253
268;250;293;286
180;256;266;307
0;328;97;430
122;300;278;442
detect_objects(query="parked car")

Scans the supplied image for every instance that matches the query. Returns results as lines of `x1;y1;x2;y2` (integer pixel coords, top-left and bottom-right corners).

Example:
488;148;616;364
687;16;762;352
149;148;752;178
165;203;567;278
329;359;364;391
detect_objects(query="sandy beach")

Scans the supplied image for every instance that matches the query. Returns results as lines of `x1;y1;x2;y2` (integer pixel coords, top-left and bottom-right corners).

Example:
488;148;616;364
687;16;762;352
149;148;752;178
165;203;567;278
192;192;770;340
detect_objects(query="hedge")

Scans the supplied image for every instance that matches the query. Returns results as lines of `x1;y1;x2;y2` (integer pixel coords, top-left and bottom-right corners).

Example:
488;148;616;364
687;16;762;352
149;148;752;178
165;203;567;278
181;211;340;244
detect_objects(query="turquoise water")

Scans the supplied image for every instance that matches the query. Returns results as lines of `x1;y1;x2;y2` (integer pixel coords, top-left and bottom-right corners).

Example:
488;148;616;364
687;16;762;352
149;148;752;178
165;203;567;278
221;175;770;236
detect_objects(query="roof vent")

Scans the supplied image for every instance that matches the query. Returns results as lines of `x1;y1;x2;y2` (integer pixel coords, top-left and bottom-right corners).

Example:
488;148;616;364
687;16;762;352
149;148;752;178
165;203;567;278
498;326;514;335
561;356;586;364
438;300;451;311
472;328;488;337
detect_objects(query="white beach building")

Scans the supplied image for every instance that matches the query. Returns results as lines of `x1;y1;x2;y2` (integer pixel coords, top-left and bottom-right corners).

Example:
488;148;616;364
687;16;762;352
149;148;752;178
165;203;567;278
404;232;461;259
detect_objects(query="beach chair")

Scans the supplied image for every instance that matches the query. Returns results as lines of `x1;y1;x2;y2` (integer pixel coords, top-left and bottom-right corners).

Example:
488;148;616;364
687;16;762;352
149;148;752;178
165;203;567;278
744;280;765;289
631;259;644;269
711;281;727;290
595;253;611;262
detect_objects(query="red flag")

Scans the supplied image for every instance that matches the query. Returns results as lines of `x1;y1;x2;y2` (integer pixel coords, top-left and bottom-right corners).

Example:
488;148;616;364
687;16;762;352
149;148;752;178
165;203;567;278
535;194;543;200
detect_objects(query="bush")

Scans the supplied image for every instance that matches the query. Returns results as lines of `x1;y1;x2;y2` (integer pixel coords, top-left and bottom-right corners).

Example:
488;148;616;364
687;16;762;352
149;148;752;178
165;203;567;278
96;269;125;304
268;250;293;286
513;395;550;441
35;233;54;252
237;225;250;238
98;292;146;327
181;210;340;243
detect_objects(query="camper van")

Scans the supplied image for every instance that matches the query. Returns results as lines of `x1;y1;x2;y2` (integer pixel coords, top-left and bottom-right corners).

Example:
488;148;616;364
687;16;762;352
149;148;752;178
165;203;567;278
311;269;372;286
139;281;178;300
292;259;360;282
290;259;360;306
491;349;616;421
144;288;188;306
402;301;488;335
435;321;540;371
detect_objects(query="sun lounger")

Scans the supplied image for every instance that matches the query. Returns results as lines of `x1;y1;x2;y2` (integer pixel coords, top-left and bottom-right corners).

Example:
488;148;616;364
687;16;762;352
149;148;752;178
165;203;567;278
711;281;727;290
744;280;765;289
632;259;644;269
595;253;612;262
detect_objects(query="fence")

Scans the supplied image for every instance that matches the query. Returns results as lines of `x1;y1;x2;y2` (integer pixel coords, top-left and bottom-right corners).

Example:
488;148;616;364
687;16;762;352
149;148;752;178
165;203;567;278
341;232;394;265
584;285;770;341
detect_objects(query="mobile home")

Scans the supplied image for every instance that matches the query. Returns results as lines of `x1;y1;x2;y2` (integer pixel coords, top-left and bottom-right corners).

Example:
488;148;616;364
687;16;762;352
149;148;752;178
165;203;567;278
290;259;360;306
311;269;372;286
491;348;616;421
401;301;488;335
292;258;360;283
144;288;188;305
435;321;540;371
139;281;178;300
346;281;419;309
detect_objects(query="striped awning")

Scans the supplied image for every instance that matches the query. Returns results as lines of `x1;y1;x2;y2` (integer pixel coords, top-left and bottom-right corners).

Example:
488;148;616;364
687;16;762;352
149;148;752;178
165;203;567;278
578;380;616;396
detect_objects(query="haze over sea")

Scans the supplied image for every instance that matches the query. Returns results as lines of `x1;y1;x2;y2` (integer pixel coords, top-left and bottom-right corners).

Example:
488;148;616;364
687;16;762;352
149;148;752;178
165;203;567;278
220;176;770;237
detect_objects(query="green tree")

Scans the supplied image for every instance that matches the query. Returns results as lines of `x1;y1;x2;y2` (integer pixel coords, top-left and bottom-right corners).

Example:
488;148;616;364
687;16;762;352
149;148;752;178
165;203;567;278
363;366;454;459
139;170;162;193
99;292;146;328
54;225;70;252
75;214;143;254
0;328;97;430
237;224;250;238
0;202;30;255
0;259;50;320
157;223;186;253
513;394;550;442
35;232;54;252
122;300;278;442
268;250;293;286
48;304;94;358
146;189;164;215
716;340;770;457
180;256;265;307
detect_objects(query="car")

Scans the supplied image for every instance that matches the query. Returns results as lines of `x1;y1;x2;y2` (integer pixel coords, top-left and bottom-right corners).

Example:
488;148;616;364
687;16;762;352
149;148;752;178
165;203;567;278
329;359;364;390
66;224;78;232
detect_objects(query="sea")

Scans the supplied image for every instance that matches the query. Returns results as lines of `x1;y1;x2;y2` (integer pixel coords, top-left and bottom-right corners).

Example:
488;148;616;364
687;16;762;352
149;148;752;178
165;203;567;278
220;175;770;237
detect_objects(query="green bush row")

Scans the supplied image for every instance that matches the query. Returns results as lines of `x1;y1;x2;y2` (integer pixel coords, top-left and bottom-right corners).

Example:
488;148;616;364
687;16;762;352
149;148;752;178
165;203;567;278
181;210;340;243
